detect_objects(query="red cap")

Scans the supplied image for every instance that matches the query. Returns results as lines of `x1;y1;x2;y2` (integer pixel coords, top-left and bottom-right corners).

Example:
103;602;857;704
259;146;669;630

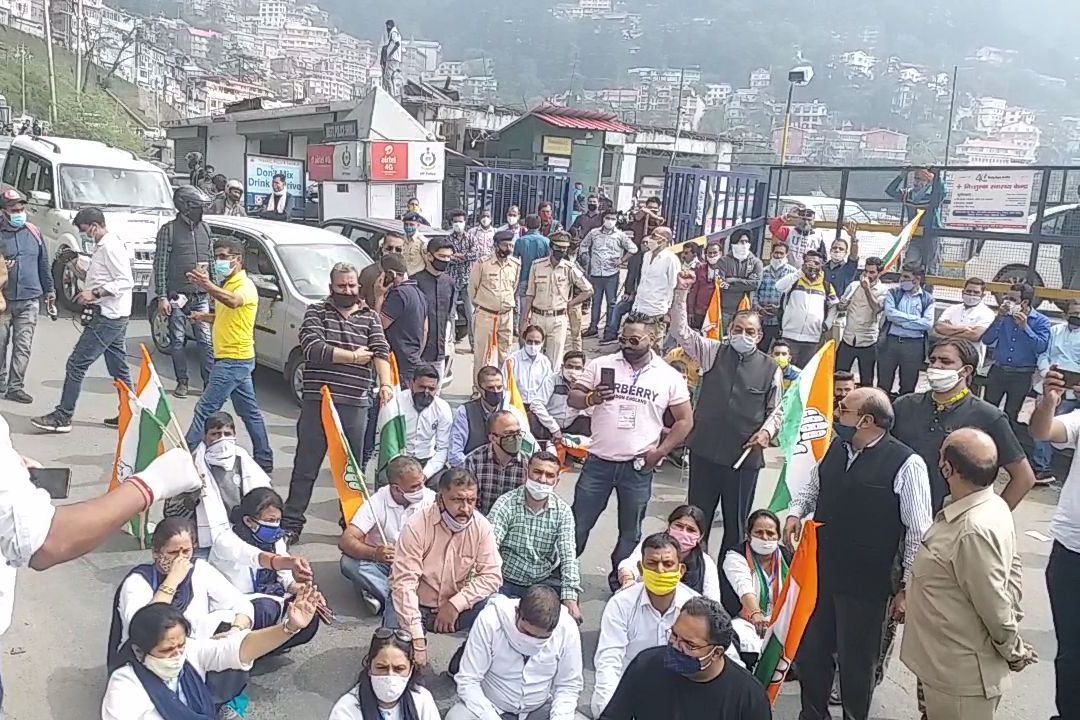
0;188;26;209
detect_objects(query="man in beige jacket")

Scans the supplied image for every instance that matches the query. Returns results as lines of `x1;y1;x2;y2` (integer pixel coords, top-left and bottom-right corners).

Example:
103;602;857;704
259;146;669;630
901;427;1036;719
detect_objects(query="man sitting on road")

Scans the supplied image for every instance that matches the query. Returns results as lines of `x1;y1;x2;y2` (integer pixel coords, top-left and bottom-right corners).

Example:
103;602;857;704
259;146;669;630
400;364;454;484
449;365;529;467
465;410;528;514
530;351;592;444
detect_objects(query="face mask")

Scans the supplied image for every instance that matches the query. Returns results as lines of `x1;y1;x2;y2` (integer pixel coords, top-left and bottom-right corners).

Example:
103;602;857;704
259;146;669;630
900;280;915;292
729;334;757;355
452;221;466;233
620;343;649;363
431;258;449;273
603;219;617;230
524;342;542;358
750;537;779;556
551;248;566;261
926;367;962;393
509;623;549;656
483;389;504;408
79;231;93;246
252;519;286;544
214;259;233;278
641;566;682;595
331;292;358;309
525;479;554;500
962;293;982;307
440;509;473;533
496;248;511;259
204;436;236;468
774;355;789;369
830;251;847;263
412;391;435;411
142;650;186;683
770;258;787;270
834;422;856;443
803;267;820;280
706;254;721;265
796;221;812;234
480;217;492;228
370;674;410;704
6;212;26;228
668;527;699;554
507;216;519;226
732;244;750;260
404;226;416;236
184;207;204;224
562;368;581;384
663;642;716;676
497;433;522;455
402;488;427;505
587;203;598;211
1069;316;1080;329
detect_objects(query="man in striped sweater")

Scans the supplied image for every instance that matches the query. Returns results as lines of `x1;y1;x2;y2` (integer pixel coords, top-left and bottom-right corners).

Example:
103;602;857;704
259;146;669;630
282;262;395;542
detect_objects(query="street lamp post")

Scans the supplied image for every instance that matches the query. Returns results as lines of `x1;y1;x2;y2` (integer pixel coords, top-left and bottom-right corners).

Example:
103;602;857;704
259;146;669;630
778;64;814;167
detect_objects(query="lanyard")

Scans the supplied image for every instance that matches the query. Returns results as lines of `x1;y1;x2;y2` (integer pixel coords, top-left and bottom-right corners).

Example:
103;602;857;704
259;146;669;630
934;387;969;412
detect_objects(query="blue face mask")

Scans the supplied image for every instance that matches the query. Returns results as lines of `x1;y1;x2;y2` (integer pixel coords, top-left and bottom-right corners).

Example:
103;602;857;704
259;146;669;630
213;259;233;278
252;520;285;544
833;422;856;444
900;280;915;292
7;212;26;228
662;642;715;676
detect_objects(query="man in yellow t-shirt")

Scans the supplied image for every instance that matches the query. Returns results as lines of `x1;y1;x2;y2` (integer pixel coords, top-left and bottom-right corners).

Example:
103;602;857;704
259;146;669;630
182;236;273;471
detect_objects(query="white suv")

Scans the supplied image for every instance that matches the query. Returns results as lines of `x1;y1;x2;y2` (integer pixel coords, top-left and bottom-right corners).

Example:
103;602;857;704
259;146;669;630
0;136;174;310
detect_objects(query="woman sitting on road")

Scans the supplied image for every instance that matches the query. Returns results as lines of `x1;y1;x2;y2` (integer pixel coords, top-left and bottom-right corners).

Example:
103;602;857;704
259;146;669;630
328;628;441;720
209;487;321;651
721;509;792;636
102;589;318;719
616;504;720;601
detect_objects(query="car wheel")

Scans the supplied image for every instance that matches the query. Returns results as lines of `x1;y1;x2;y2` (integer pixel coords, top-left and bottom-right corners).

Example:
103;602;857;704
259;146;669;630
992;265;1044;304
51;252;82;313
150;307;172;355
284;349;304;407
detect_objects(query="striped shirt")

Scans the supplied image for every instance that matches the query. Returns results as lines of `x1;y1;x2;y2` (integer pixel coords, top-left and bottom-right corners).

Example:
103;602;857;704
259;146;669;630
488;486;581;600
298;301;390;405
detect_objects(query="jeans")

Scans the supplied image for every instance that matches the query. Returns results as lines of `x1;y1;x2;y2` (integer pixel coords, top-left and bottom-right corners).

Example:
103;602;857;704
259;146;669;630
602;295;634;341
836;341;878;386
588;274;619;332
283;396;370;534
0;298;39;393
1034;397;1078;473
184;358;272;470
876;334;925;397
1047;541;1080;720
571;455;653;590
56;315;133;420
168;293;213;384
381;596;490;632
339;556;391;608
985;364;1035;426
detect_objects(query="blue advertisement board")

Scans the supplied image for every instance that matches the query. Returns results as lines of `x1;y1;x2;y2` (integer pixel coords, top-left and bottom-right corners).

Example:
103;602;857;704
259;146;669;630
244;154;306;215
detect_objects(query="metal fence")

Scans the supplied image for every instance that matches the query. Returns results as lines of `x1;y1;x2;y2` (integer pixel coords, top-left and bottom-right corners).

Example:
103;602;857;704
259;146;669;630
455;165;574;229
661;166;769;248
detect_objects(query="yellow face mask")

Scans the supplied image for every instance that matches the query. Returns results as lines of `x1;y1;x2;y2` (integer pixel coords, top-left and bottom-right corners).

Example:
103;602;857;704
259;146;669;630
641;566;682;595
774;356;789;369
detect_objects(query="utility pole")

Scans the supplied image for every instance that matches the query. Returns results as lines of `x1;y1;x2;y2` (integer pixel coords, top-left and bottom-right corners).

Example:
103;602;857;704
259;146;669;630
943;64;958;165
778;82;795;166
16;44;31;115
42;0;60;125
671;66;686;164
75;0;83;95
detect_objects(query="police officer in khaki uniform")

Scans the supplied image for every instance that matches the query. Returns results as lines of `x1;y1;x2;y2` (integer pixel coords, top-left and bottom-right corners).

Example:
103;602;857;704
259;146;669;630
520;231;592;367
469;230;520;376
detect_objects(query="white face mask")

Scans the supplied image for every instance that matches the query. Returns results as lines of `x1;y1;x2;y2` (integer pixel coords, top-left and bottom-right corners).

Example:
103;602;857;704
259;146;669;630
508;625;549;657
142;650;186;683
204;436;237;468
525;479;554;500
706;254;721;266
925;367;962;393
603;219;617;230
962;293;982;307
507;216;519;226
480;217;492;228
370;674;410;704
732;244;750;260
749;537;778;556
452;221;465;233
770;258;787;270
830;251;848;264
402;488;427;505
562;368;581;384
524;342;542;357
729;334;757;355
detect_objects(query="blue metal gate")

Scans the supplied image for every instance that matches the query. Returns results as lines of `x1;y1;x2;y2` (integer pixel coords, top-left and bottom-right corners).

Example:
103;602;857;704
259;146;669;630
463;167;574;229
662;167;769;246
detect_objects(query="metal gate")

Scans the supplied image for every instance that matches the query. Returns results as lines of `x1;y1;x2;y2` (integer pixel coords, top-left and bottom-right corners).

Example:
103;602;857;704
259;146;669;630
463;166;574;229
662;167;769;246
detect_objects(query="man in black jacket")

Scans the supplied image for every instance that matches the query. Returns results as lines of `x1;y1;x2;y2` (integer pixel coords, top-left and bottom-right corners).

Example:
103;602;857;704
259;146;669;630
413;237;457;380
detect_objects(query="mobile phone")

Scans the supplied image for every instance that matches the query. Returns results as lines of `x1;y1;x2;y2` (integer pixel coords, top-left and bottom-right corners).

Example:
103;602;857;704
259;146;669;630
1058;368;1080;388
28;467;71;499
600;367;615;391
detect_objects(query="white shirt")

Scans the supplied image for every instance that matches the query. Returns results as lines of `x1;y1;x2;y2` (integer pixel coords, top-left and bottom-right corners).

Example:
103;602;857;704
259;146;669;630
117;558;256;641
101;631;253;720
503;349;553;405
349;484;435;546
618;540;721;602
384;26;403;63
208;533;294;599
632;249;681;317
840;280;889;347
192;442;270;556
399;389;453;478
86;231;134;319
328;685;441;720
1050;410;1080;553
456;595;582;720
937;301;996;366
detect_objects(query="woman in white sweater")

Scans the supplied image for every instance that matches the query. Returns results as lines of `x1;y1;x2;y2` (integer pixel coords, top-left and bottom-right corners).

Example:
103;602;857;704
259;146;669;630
616;504;721;601
329;628;441;720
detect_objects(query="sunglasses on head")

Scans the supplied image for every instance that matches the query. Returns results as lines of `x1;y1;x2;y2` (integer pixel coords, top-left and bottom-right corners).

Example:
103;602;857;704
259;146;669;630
373;628;413;643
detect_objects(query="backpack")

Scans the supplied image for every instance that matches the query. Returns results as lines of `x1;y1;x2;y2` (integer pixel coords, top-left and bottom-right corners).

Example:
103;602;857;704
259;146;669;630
777;274;834;333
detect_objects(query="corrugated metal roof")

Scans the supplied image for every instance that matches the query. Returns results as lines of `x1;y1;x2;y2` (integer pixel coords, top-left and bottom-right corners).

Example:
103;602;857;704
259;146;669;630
533;112;634;133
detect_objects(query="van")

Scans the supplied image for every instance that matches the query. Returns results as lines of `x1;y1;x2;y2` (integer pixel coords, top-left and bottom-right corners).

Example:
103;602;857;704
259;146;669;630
0;136;174;310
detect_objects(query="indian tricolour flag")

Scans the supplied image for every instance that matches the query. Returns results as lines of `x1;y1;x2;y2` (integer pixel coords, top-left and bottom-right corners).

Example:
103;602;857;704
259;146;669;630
503;357;537;455
320;385;368;524
111;345;172;549
702;279;723;339
879;209;925;272
756;340;835;514
754;520;821;703
375;354;408;479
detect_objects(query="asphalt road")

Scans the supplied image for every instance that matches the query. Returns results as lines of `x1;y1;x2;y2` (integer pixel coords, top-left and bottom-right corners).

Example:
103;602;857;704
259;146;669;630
0;316;1064;719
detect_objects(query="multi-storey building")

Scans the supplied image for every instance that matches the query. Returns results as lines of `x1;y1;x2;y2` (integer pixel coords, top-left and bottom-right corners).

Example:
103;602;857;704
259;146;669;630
790;100;828;130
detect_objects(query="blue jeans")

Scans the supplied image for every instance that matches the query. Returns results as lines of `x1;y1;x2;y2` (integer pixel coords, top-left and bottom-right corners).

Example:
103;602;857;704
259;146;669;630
56;314;133;420
168;293;213;384
0;297;39;393
339;556;391;607
184;358;272;470
1033;396;1078;472
588;274;619;332
602;295;634;341
571;455;653;590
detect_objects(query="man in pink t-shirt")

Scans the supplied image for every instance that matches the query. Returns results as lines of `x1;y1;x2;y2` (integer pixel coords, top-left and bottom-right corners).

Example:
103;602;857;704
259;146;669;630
568;313;693;591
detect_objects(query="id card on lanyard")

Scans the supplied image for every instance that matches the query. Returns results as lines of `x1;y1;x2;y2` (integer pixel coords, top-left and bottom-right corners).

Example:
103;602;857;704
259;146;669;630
617;361;651;430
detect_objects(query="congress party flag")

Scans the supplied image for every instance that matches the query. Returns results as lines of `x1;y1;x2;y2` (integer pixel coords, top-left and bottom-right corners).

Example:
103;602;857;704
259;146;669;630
375;354;408;481
754;520;821;703
879;209;925;273
737;293;752;312
503;357;537;456
702;279;723;340
320;385;368;524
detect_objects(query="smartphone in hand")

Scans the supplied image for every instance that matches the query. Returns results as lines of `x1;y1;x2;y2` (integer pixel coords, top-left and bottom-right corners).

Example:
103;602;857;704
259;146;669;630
600;367;615;392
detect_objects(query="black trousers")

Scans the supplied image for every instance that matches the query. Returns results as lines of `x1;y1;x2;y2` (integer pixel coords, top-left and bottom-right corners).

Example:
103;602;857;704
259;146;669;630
783;338;819;368
876;335;925;397
759;324;780;352
283;396;370;534
984;364;1034;425
836;341;877;387
796;589;889;720
688;450;760;555
1047;541;1080;720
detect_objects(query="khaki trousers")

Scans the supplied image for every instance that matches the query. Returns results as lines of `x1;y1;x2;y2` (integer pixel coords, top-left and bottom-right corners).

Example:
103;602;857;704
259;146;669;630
534;313;569;368
920;683;1000;720
472;307;513;375
567;304;583;351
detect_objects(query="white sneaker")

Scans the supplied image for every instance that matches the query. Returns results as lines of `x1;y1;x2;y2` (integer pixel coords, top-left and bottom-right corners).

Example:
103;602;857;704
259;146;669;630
1035;472;1056;486
361;590;383;615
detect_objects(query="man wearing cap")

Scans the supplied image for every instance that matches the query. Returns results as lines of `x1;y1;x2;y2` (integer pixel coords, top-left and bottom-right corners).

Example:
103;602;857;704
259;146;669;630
469;231;520;376
886;168;946;273
520;231;593;367
0;188;54;404
209;179;247;217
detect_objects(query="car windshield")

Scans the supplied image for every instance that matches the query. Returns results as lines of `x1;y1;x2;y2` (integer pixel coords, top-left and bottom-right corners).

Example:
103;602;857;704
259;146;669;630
58;164;173;210
276;243;373;299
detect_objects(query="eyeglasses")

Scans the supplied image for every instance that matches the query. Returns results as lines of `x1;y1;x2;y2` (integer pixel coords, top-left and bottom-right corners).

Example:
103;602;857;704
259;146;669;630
373;628;413;643
618;335;647;346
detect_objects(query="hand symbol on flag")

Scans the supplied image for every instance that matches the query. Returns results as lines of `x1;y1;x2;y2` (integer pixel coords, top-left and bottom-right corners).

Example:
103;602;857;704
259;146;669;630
793;408;829;455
